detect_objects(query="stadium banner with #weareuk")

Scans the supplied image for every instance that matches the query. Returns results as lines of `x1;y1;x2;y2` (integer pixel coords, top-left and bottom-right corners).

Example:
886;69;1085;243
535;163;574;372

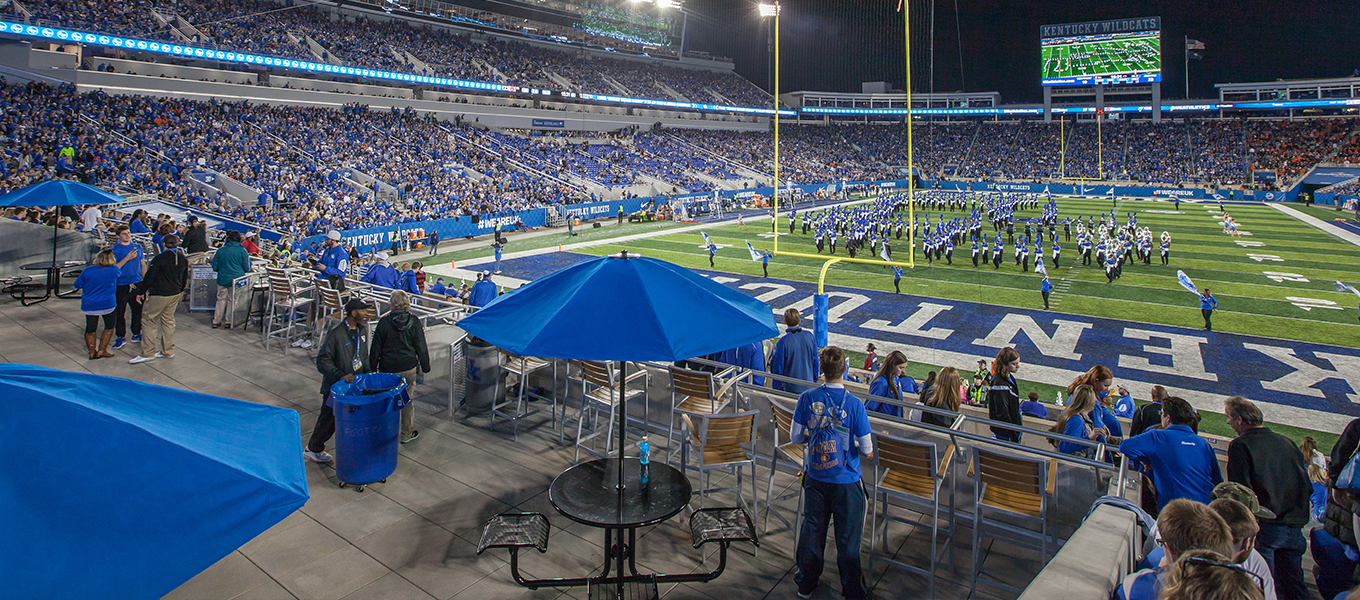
489;250;1360;433
292;209;545;254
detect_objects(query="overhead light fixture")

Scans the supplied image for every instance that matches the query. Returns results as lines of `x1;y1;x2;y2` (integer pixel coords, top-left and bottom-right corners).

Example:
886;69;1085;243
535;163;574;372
759;3;780;17
657;0;680;8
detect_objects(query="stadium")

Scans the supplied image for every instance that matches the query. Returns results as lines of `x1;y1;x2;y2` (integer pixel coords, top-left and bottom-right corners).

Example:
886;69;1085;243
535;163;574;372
1;0;1359;598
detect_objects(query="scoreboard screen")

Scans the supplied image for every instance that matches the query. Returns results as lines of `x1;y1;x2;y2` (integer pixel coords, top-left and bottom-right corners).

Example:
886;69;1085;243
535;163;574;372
1041;30;1161;87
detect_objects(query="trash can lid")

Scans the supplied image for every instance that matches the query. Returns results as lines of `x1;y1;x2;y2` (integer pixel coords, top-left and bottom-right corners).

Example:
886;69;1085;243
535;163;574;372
329;373;408;407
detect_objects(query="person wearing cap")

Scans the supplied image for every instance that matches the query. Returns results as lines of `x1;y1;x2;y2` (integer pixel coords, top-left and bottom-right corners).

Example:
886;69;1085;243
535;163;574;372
305;297;373;463
1118;396;1222;511
1224;396;1311;600
359;252;399;289
468;271;498;307
315;230;350;292
1211;484;1279;600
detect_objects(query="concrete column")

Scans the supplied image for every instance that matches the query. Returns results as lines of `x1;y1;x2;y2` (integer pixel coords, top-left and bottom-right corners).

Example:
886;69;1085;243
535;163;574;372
1152;82;1162;124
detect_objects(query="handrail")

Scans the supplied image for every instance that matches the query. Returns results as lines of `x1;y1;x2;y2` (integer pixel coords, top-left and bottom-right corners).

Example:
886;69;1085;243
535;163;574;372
679;355;1115;457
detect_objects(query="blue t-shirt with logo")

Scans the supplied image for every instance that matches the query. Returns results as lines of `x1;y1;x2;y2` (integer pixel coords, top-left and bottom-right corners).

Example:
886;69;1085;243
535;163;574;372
792;384;872;485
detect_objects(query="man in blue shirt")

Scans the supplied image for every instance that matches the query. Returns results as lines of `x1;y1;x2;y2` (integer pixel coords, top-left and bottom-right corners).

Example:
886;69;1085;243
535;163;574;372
468;271;498;307
1201;288;1218;331
359;252;399;289
790;347;872;600
1119;397;1223;510
110;225;145;348
1041;275;1052;309
316;230;350;292
493;243;503;274
718;341;766;387
770;309;818;394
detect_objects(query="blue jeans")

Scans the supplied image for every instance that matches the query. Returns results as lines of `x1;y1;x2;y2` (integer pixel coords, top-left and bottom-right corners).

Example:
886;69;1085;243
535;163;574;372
1256;522;1308;600
795;478;869;599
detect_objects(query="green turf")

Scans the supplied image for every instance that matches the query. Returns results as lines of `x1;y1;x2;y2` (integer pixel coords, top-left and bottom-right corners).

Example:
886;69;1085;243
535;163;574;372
424;219;693;266
1287;201;1359;224
577;197;1360;348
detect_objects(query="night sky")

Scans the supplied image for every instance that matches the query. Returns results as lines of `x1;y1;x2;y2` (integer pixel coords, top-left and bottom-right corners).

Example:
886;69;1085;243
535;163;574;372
679;0;1360;103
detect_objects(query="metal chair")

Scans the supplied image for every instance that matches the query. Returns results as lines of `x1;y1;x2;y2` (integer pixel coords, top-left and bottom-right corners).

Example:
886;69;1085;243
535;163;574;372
492;351;556;441
571;360;648;463
263;275;314;355
968;447;1057;596
869;433;957;599
679;410;759;512
666;366;737;465
313;286;346;348
762;398;805;537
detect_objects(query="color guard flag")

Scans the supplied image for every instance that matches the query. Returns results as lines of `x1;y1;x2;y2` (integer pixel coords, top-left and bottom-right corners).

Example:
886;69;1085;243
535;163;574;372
1177;270;1200;295
880;243;891;262
747;241;762;262
701;232;711;247
1335;281;1360;298
1035;258;1048;275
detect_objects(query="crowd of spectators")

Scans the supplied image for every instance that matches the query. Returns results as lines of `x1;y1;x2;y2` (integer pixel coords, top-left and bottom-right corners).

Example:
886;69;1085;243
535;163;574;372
27;0;770;107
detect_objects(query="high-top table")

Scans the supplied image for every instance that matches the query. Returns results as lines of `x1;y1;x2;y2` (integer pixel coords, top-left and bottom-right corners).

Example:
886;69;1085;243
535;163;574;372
15;260;86;305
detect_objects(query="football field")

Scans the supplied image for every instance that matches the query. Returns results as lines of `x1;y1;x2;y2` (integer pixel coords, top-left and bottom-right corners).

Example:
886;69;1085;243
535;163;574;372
1042;34;1161;80
580;197;1360;346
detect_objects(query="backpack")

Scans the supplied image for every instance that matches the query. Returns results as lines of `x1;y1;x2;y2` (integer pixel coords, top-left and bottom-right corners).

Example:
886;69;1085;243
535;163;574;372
804;386;854;482
1336;447;1360;493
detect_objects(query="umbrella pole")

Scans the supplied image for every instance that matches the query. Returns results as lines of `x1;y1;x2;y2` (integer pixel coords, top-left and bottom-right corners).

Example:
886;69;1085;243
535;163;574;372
617;359;626;491
47;219;59;300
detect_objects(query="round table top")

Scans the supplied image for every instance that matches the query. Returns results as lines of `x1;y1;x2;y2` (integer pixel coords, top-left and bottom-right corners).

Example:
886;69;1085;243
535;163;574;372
549;458;691;529
21;260;87;270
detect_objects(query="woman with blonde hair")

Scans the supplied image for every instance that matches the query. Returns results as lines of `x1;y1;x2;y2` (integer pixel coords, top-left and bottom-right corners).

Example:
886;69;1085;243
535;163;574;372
920;367;962;428
1159;549;1265;600
1050;385;1111;458
1066;365;1125;438
73;249;121;359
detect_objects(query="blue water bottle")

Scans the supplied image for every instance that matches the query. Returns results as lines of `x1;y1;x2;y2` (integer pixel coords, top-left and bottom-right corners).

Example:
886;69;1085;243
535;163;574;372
639;436;650;485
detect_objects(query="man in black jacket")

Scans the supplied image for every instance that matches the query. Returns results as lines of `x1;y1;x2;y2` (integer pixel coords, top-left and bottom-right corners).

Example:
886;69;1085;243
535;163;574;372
305;298;373;464
1128;385;1172;437
1224;396;1311;600
130;234;189;364
370;290;430;444
182;218;209;255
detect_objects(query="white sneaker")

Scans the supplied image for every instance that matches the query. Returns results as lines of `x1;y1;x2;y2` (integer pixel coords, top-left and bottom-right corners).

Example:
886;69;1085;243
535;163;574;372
129;355;157;364
291;338;313;348
299;339;313;349
155;352;174;359
303;450;333;463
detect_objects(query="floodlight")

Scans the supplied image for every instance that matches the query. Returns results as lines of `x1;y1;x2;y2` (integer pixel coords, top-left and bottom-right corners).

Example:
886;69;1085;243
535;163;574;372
759;3;780;17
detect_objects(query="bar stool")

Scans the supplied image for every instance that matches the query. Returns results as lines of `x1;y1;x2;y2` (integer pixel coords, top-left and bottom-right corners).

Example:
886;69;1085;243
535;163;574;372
245;278;270;332
492;351;556;441
313;286;347;347
571;360;648;463
263;275;314;355
869;433;957;599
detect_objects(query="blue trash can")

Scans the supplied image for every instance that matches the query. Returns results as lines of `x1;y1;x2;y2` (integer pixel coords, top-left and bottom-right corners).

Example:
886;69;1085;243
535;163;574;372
327;373;410;488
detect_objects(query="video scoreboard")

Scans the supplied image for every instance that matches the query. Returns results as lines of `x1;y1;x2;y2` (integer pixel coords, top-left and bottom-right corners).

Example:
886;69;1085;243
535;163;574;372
1041;17;1162;87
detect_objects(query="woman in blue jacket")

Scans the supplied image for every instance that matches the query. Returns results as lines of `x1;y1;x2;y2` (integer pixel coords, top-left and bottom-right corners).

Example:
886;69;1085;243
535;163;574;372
74;249;121;360
1050;385;1109;458
865;350;917;418
1065;365;1127;438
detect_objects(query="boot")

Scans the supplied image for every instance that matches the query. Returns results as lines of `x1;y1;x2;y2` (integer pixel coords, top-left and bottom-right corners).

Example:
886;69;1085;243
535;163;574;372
85;333;100;360
98;330;116;358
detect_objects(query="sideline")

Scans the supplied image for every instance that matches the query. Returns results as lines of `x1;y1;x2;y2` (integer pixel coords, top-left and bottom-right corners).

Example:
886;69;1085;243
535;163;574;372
1270;202;1360;247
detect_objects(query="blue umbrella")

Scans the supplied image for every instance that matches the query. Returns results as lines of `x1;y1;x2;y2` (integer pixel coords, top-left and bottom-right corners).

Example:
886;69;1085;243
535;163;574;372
0;180;128;303
0;364;309;600
457;252;778;481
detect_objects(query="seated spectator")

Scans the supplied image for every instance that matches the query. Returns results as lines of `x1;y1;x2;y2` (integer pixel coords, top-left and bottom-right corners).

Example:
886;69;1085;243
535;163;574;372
1159;549;1265;600
359;253;399;289
1118;498;1235;600
1065;365;1125;438
864;350;917;418
1019;391;1049;419
1119;397;1222;510
1301;436;1327;469
1311;464;1330;524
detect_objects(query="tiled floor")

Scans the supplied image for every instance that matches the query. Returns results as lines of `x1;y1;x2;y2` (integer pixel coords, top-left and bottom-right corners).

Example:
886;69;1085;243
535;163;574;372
2;296;1030;600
